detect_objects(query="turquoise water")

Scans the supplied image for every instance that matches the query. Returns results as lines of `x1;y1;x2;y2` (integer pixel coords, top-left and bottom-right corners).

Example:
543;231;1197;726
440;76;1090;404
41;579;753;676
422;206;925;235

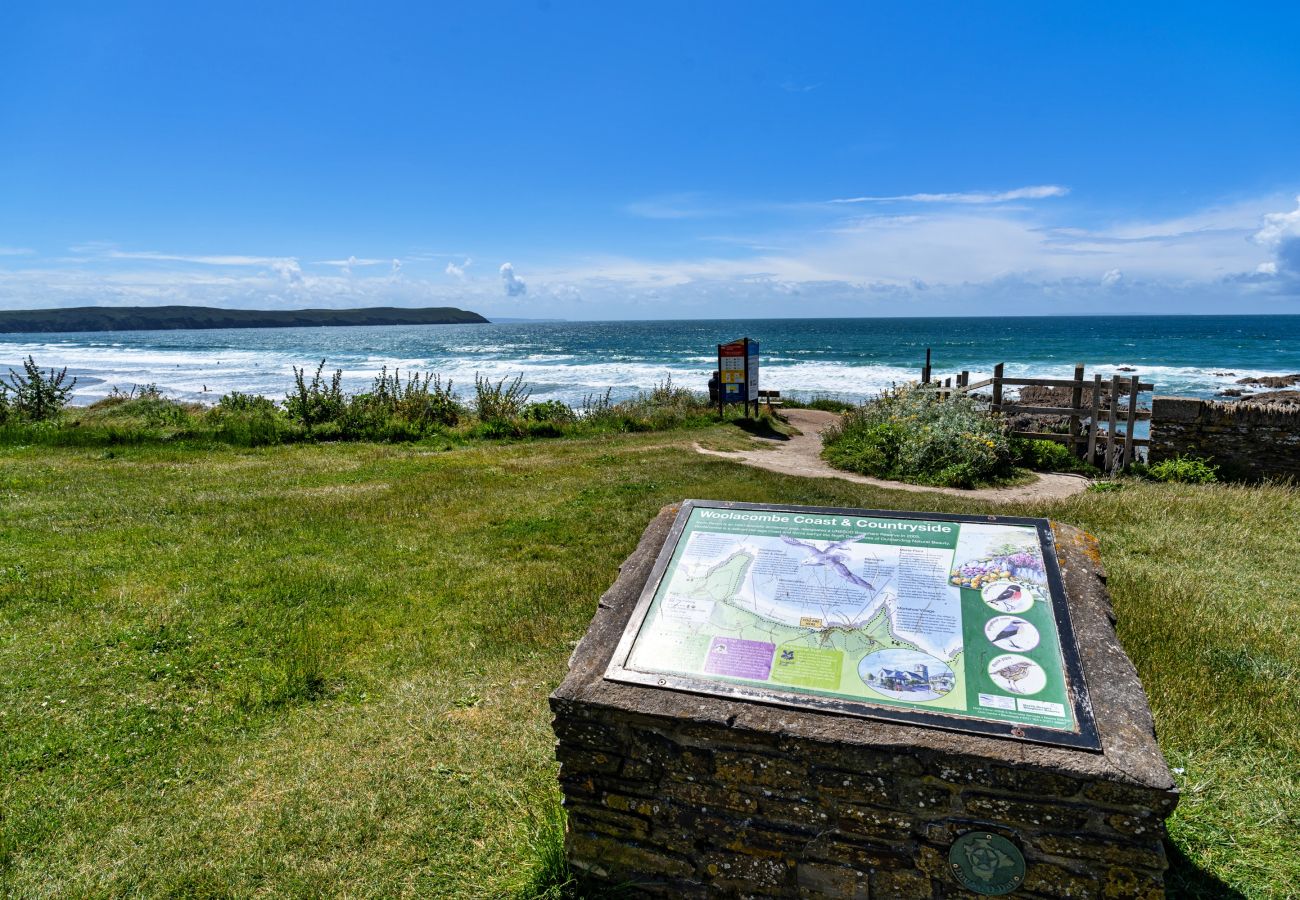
2;315;1297;405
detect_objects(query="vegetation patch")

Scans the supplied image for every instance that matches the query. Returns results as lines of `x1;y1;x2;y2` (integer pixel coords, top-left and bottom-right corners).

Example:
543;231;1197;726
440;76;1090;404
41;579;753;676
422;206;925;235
821;384;1015;488
0;360;756;450
0;427;1296;896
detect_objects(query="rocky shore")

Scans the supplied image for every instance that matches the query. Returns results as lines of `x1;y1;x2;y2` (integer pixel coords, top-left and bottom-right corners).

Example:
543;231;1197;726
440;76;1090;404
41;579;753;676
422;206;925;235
1217;374;1300;407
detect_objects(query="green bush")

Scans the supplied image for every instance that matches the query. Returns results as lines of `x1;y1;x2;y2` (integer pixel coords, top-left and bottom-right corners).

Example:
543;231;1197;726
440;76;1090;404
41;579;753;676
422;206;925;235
208;392;290;446
4;356;77;422
1011;438;1099;475
524;399;577;424
474;373;531;423
285;360;345;430
1147;455;1219;484
783;394;857;413
215;391;278;415
822;384;1014;488
363;367;463;428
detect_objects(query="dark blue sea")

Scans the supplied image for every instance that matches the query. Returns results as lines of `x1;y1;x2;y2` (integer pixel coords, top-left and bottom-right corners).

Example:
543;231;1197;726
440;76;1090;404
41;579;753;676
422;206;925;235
2;315;1297;405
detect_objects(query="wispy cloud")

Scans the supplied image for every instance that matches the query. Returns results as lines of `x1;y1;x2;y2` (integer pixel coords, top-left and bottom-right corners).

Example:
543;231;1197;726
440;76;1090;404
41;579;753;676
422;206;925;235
445;257;472;279
0;246;34;256
829;185;1070;205
3;191;1296;317
317;255;388;273
624;193;726;220
101;249;299;267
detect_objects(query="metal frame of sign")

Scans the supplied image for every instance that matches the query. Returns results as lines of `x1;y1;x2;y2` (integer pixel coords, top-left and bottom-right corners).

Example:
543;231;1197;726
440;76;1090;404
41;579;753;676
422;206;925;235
605;500;1102;751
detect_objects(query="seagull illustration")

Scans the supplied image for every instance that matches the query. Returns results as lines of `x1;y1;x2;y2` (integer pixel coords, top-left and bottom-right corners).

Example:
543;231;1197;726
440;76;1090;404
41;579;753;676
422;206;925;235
779;535;874;592
991;661;1034;693
987;584;1023;611
991;618;1030;650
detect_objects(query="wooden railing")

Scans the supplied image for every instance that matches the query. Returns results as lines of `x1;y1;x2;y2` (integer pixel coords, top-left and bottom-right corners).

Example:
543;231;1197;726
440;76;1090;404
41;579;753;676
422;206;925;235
920;359;1152;470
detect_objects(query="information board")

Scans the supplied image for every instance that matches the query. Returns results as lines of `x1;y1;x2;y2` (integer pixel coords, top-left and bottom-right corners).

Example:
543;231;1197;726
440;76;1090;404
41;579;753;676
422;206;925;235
718;339;749;405
606;501;1099;749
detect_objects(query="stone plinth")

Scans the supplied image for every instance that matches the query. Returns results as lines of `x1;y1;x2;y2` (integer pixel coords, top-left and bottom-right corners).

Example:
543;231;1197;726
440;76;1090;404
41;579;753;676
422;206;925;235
551;506;1177;898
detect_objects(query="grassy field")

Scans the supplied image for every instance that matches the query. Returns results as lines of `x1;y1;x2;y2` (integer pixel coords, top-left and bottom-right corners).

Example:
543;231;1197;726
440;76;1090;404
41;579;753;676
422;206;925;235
1;423;1297;898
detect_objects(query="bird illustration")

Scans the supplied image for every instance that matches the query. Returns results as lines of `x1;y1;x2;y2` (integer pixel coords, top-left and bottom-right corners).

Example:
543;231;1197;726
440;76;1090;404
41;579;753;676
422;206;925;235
987;584;1023;611
779;535;874;592
991;618;1030;650
991;661;1034;693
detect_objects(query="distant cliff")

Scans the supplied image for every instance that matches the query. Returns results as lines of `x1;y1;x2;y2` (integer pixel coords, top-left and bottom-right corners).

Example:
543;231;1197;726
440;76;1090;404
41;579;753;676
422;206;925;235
0;305;490;333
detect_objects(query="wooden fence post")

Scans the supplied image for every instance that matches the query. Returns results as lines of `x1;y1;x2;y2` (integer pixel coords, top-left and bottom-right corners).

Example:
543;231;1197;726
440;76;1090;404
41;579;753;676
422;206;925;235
1106;374;1121;472
922;348;932;384
1124;374;1139;467
960;370;969;390
1069;363;1085;459
991;364;1004;413
1087;374;1101;466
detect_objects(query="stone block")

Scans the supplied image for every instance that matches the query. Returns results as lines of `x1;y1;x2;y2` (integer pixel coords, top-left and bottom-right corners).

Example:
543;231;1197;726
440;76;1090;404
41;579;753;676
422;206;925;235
551;506;1178;897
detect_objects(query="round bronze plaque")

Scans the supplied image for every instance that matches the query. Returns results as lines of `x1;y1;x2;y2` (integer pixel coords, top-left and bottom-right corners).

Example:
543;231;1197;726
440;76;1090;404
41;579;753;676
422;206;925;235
948;831;1025;896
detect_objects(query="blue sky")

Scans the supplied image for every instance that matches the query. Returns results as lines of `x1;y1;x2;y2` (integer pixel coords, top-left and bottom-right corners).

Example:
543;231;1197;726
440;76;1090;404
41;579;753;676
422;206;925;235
2;2;1299;319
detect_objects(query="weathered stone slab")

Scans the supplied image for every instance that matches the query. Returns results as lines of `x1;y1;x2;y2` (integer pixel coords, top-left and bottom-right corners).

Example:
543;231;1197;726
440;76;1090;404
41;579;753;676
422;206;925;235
551;504;1177;898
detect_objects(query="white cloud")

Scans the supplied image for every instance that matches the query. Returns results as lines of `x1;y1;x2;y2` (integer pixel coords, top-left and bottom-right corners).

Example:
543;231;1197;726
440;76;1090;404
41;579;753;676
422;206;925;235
499;262;527;296
829;185;1070;205
4;190;1297;317
1253;195;1300;281
1254;196;1300;246
0;246;34;256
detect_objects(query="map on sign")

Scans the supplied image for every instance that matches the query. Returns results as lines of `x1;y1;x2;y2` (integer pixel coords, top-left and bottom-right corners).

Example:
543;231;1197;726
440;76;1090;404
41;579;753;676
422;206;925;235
606;502;1099;748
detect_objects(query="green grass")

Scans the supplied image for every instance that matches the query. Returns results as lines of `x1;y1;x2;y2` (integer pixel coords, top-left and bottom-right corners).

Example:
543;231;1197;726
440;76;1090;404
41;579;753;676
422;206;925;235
1;424;1297;897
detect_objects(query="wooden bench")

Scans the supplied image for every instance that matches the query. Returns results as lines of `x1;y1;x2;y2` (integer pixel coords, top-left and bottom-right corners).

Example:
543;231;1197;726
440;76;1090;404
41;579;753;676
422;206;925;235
758;390;782;408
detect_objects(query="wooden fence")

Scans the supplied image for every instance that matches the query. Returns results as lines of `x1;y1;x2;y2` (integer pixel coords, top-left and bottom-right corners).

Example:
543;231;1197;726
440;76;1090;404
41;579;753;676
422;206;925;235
921;361;1152;470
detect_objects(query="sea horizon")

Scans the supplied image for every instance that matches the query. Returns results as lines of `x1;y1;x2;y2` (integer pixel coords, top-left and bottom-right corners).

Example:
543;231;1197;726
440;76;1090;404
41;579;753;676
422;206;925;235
3;313;1297;407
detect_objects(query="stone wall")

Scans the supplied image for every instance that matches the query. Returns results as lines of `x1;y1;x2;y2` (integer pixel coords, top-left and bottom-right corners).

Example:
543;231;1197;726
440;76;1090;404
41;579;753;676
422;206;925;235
1150;397;1300;481
551;508;1178;898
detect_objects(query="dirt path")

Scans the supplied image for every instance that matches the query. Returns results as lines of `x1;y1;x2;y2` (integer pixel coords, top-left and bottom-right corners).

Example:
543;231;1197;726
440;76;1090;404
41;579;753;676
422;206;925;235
696;408;1092;503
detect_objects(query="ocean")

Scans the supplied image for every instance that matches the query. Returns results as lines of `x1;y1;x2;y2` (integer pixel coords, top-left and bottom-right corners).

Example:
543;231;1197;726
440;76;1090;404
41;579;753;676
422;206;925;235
2;315;1298;407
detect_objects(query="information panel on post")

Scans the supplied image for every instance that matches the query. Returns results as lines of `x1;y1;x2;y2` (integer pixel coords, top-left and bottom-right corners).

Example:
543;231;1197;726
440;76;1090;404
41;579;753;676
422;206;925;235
717;337;758;414
605;501;1100;750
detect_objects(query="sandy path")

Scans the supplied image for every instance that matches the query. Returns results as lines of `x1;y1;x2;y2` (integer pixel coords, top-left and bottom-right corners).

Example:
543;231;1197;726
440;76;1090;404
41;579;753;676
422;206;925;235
695;408;1092;503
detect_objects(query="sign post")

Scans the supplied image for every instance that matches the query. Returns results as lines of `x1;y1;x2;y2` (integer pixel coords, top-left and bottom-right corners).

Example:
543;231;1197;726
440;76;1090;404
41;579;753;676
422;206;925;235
717;337;759;417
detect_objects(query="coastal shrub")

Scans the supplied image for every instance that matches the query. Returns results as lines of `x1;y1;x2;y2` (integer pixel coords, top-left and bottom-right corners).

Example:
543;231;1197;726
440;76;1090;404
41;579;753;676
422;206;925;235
106;383;165;402
208;391;290;446
822;384;1014;488
474;373;531;423
783;394;857;413
216;391;278;415
0;385;11;425
525;399;577;425
4;356;77;422
1147;455;1219;484
1011;437;1099;475
578;388;617;424
613;377;714;431
366;367;463;427
285;360;346;430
